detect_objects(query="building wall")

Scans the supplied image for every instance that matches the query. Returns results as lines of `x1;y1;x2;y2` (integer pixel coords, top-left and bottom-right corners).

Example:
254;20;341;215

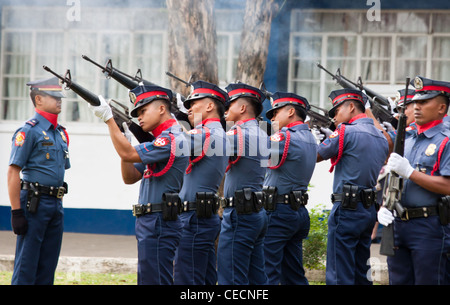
1;0;449;234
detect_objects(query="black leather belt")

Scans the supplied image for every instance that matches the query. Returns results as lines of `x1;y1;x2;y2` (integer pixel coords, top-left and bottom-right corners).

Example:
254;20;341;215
331;185;375;210
21;180;68;199
400;206;438;221
132;202;166;216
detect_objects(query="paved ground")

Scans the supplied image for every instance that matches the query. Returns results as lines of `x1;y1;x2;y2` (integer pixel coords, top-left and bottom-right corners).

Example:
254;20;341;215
0;230;388;283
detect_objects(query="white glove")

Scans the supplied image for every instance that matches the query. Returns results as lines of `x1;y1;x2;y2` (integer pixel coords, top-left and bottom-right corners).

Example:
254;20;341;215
377;207;394;226
122;122;132;143
312;128;325;143
89;95;113;122
382;121;394;132
176;93;188;114
320;127;333;138
387;152;414;179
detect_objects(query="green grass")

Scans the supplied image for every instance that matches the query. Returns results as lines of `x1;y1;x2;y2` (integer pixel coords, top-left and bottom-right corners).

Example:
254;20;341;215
0;271;137;285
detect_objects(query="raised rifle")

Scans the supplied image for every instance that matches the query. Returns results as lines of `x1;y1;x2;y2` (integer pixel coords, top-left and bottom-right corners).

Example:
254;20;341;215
307;105;335;131
379;78;410;257
108;99;154;143
316;63;397;128
43;65;101;106
82;55;156;89
43;66;153;143
259;82;334;131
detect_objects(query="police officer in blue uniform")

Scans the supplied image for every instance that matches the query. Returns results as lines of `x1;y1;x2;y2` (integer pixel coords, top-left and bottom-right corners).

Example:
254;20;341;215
263;92;317;285
89;85;188;285
173;81;229;285
217;82;269;285
317;88;389;285
378;76;450;285
8;77;70;285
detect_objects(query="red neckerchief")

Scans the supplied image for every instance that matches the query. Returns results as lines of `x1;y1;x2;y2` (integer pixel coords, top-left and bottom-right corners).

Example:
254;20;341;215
35;108;58;129
417;119;443;135
152;119;178;138
348;113;367;124
235;118;255;125
201;118;220;126
286;121;304;128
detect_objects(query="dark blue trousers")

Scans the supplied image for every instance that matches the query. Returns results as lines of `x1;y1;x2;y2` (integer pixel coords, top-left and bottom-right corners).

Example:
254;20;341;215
12;191;64;285
326;201;377;285
264;204;310;285
388;215;450;285
217;208;268;285
135;213;182;285
174;211;221;285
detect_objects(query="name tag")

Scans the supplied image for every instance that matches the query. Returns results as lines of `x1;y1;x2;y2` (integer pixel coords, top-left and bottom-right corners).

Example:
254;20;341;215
42;142;54;146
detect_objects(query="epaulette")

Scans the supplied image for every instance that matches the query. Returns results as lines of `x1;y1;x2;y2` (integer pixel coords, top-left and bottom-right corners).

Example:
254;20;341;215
25;119;39;127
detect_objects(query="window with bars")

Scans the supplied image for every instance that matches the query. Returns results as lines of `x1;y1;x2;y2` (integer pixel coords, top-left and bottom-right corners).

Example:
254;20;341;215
289;10;450;109
0;6;243;122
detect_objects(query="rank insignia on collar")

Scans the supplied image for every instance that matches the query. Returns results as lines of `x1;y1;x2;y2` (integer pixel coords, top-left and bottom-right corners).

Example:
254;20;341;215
60;131;67;142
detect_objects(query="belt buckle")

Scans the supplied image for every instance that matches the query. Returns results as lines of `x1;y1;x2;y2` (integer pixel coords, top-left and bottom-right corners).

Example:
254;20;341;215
56;187;65;199
132;204;144;217
400;208;409;221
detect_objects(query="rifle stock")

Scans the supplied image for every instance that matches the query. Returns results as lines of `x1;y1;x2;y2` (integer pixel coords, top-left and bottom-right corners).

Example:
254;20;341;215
379;78;410;257
43;66;101;106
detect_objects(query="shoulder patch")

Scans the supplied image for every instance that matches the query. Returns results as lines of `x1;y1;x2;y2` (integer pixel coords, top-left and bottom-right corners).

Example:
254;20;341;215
270;133;284;142
329;130;339;139
154;137;169;147
15;132;26;146
186;128;200;135
226;129;237;136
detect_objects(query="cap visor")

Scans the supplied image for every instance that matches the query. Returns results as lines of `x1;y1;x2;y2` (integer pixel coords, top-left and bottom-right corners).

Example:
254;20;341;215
412;91;440;101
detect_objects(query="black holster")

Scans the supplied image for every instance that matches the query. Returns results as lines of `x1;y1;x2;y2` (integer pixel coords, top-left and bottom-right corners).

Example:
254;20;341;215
360;189;376;209
262;186;277;211
341;184;359;210
438;196;450;225
26;184;40;214
234;188;263;214
289;190;308;211
195;192;218;218
162;193;181;221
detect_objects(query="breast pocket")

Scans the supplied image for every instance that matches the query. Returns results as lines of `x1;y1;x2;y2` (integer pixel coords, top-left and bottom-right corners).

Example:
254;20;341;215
415;149;437;175
38;141;58;162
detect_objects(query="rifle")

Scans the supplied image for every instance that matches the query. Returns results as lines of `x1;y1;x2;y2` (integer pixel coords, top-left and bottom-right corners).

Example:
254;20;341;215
43;66;100;106
82;55;156;90
259;83;334;130
379;78;410;257
108;99;155;143
43;66;153;143
307;104;335;131
316;63;397;128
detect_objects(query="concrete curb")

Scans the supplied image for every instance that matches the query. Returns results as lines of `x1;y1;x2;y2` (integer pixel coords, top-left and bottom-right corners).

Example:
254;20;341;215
0;255;137;274
0;254;389;284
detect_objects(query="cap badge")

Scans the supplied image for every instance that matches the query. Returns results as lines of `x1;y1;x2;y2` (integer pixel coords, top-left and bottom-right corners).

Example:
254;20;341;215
414;77;423;90
129;92;136;104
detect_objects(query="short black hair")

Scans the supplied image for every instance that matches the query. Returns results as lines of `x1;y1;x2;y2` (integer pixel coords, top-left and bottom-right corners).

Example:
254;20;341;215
292;105;307;121
213;99;225;119
30;91;47;107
